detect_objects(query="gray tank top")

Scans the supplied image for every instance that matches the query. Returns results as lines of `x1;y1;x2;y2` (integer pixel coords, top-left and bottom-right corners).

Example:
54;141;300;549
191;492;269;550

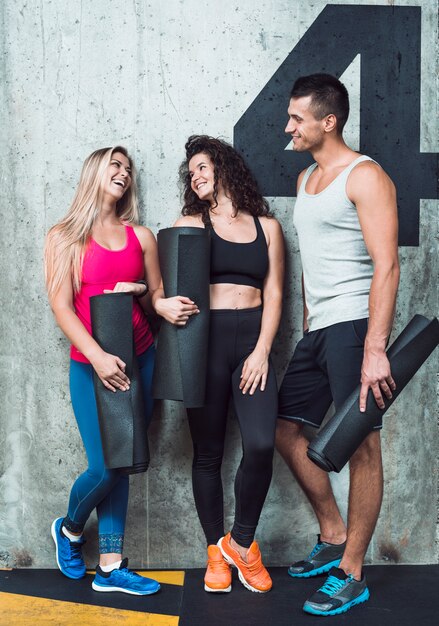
293;155;376;331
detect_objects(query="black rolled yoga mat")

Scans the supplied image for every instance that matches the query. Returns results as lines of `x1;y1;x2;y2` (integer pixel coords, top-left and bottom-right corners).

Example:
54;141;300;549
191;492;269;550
90;293;149;475
152;227;210;408
307;315;439;473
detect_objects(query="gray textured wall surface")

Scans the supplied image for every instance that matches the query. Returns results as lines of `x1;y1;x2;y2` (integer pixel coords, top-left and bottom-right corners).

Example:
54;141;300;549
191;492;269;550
0;0;438;569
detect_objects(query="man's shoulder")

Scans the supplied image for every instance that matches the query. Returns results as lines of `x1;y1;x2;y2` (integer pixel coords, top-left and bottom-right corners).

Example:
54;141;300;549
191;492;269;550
347;156;396;206
350;154;382;172
348;157;393;190
349;153;389;177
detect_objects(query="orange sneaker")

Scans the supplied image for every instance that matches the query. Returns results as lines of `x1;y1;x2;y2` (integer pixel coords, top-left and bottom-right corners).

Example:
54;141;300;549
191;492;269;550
218;532;272;593
204;545;232;593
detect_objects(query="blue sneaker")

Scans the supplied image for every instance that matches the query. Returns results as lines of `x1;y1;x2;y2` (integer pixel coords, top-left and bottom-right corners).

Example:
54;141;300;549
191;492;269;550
92;558;161;595
288;535;345;578
51;517;86;580
303;566;370;616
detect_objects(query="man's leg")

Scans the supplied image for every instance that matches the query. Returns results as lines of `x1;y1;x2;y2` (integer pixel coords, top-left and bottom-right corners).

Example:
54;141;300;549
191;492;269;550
324;319;383;578
296;320;379;615
339;430;383;580
276;419;346;544
302;430;381;615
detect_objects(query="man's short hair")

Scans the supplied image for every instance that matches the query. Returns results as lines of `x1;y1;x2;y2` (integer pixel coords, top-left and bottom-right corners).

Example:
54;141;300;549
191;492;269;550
290;74;349;134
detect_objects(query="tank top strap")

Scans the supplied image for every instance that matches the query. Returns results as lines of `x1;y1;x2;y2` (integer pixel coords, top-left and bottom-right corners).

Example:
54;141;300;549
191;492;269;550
253;215;264;240
125;223;134;241
124;223;142;250
298;163;318;193
204;213;214;236
341;155;377;180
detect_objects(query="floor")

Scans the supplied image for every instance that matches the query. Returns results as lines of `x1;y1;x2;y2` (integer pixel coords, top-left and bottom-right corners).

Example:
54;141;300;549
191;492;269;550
0;564;437;625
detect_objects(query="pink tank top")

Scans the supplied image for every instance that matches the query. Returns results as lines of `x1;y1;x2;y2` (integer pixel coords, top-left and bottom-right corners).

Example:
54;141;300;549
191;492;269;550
70;225;154;363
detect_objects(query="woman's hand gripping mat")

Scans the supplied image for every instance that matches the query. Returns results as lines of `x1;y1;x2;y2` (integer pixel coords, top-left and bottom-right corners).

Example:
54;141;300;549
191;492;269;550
90;293;150;474
152;227;210;408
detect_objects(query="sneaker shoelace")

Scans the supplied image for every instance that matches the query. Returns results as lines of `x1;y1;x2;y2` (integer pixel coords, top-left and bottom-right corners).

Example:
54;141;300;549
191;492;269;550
320;574;352;597
116;567;140;580
308;543;324;559
68;541;83;563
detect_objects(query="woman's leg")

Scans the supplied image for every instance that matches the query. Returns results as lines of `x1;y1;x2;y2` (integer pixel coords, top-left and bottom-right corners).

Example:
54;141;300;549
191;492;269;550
95;345;155;560
186;313;232;546
90;345;159;594
67;360;125;532
66;360;128;565
187;390;230;546
216;308;277;593
231;361;278;547
186;315;234;593
52;360;125;579
228;308;278;549
138;344;155;428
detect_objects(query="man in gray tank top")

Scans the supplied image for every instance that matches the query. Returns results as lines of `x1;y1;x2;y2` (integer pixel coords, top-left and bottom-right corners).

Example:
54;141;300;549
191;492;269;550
276;74;399;616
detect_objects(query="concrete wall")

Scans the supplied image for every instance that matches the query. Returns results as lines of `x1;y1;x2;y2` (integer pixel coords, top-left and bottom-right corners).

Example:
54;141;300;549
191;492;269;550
0;0;437;569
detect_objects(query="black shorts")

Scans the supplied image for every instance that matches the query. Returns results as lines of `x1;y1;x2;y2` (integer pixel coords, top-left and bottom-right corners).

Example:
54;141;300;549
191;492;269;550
278;318;382;430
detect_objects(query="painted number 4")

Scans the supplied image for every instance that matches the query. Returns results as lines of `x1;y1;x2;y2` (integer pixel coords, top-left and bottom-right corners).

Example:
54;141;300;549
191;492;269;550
234;5;438;246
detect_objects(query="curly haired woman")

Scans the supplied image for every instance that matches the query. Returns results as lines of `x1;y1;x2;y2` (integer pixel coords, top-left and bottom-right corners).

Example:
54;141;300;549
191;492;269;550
155;136;284;593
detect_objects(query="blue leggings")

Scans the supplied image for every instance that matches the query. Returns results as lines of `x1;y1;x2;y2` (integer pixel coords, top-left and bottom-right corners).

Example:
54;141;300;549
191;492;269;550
64;345;155;554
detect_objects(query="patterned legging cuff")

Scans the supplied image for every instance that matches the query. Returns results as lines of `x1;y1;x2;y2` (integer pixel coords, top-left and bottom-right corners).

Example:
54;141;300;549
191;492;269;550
99;533;124;554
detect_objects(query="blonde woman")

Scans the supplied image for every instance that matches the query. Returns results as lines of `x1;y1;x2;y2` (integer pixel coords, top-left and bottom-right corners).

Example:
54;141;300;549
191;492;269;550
45;146;194;594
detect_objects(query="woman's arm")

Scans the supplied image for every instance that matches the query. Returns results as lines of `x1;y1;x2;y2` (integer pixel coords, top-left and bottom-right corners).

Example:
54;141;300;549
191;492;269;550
130;225;164;315
102;226;157;311
101;224;197;325
240;217;285;395
49;276;131;392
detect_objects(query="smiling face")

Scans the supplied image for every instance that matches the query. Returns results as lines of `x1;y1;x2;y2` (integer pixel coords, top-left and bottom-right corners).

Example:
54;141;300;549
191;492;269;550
188;152;217;203
101;151;132;202
285;96;327;153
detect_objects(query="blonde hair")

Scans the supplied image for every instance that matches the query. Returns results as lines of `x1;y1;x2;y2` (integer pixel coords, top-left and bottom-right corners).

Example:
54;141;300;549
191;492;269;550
44;146;139;300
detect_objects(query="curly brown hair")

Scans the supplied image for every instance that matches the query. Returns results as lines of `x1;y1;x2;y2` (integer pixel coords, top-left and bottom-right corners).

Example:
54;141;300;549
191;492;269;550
179;135;271;224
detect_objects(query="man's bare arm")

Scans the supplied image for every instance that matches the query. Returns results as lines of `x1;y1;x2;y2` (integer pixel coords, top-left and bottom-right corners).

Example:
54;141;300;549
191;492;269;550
347;162;400;411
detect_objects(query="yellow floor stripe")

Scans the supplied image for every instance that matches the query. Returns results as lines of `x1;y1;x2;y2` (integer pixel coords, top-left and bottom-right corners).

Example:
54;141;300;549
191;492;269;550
0;592;179;625
85;570;184;586
138;571;184;586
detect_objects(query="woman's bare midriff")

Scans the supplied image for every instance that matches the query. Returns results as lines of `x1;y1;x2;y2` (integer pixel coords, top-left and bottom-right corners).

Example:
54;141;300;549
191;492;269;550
209;283;262;310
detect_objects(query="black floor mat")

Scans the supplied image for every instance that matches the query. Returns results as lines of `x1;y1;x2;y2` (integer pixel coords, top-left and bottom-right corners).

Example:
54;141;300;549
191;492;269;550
0;568;182;616
1;565;437;625
179;565;438;626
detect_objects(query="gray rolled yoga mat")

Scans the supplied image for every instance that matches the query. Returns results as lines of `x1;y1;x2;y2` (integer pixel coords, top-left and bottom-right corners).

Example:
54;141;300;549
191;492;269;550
152;227;210;408
90;293;150;475
307;315;439;473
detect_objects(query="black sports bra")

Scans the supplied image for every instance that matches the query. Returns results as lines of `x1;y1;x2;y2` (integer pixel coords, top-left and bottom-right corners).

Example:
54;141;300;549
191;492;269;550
207;216;269;290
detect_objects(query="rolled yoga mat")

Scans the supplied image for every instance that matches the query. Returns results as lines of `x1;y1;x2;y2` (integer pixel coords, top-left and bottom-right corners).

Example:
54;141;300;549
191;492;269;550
307;315;439;473
90;292;150;475
152;227;210;408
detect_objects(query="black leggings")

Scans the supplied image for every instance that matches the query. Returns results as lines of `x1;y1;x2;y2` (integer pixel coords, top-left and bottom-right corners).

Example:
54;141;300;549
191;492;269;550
187;307;278;548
